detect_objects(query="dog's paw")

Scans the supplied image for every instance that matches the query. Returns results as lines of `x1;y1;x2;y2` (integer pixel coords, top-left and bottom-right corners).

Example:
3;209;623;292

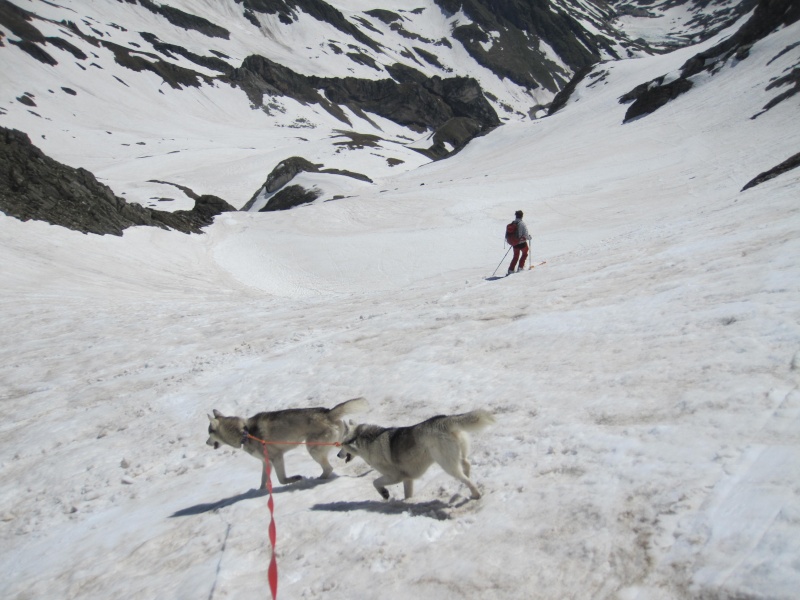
379;488;390;500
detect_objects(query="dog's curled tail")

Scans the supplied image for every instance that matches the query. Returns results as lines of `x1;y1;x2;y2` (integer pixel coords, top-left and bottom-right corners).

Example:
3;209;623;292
449;409;495;432
329;397;369;420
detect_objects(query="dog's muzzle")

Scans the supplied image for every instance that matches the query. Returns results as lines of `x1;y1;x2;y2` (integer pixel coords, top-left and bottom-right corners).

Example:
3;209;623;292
337;448;352;462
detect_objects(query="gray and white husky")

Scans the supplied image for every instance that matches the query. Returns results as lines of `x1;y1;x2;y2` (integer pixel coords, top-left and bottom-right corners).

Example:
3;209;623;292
207;397;368;489
337;410;494;500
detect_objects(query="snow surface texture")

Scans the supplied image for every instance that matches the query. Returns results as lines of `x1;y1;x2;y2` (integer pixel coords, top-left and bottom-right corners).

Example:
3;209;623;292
2;6;800;600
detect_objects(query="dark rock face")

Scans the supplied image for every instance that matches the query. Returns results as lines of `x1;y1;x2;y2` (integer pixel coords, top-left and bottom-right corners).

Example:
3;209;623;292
548;66;592;116
0;0;225;86
228;55;500;153
242;156;372;212
262;157;321;195
0;0;60;64
0;0;45;42
620;0;800;122
0;128;234;235
741;151;800;191
228;54;501;163
364;9;402;25
755;64;800;118
619;77;694;122
230;55;346;120
139;32;233;75
238;0;382;51
680;0;799;80
611;0;758;49
63;23;215;90
420;117;485;160
435;0;620;93
241;157;317;211
170;195;237;230
139;0;231;39
260;184;321;211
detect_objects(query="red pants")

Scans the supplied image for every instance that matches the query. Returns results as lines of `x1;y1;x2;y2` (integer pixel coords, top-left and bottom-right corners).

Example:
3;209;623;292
509;243;528;272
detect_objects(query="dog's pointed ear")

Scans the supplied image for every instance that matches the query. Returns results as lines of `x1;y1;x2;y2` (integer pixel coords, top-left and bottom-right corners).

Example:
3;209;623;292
212;409;223;418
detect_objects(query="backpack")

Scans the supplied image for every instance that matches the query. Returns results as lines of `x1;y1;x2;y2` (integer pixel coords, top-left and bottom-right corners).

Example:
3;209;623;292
505;221;520;246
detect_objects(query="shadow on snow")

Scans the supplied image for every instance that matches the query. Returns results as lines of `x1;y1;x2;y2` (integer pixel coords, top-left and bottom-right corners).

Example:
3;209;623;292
169;476;334;517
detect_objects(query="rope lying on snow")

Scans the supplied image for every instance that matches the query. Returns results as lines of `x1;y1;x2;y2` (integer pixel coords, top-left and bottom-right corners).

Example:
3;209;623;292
242;433;342;599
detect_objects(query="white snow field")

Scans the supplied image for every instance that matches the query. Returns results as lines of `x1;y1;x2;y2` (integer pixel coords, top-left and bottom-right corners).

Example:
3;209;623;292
1;6;799;600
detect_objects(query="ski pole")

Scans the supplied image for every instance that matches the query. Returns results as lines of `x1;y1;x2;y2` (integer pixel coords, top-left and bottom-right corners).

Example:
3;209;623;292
492;246;512;277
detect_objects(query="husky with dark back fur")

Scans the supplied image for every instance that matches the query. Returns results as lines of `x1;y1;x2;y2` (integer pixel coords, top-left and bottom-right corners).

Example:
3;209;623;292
207;397;368;489
337;410;494;500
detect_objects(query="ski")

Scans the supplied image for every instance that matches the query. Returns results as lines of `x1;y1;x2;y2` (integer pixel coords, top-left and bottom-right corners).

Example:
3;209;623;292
486;261;546;281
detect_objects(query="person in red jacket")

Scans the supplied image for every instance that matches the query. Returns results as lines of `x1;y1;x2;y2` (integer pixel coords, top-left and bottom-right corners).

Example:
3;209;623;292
507;210;532;275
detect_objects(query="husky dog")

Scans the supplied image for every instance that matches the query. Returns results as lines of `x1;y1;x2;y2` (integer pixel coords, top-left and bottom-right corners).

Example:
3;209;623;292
207;397;368;489
337;410;494;500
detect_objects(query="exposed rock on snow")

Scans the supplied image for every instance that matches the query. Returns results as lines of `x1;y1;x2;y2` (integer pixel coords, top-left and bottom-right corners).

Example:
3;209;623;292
741;150;800;190
260;183;321;211
229;54;500;144
619;0;800;123
243;156;373;212
0;127;234;235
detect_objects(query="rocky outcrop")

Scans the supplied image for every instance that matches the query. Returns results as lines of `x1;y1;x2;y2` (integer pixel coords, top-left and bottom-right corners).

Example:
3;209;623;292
0;0;58;65
138;0;231;39
434;0;625;93
241;157;321;212
0;0;226;86
260;185;321;212
229;55;348;121
242;156;372;212
741;151;800;191
548;66;593;116
263;157;321;195
237;0;381;51
620;0;800;122
139;32;233;75
63;23;216;89
229;56;500;159
619;77;694;122
418;117;485;160
0;128;234;235
612;0;758;50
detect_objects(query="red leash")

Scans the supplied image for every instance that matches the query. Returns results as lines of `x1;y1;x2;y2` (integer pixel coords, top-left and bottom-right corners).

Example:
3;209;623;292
243;433;342;599
259;441;279;600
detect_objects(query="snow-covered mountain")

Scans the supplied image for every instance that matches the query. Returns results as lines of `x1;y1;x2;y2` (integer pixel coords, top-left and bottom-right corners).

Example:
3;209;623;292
0;0;759;222
1;0;799;599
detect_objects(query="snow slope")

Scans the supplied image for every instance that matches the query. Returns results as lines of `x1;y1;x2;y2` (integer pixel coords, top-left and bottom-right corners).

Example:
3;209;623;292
1;9;800;600
0;0;662;210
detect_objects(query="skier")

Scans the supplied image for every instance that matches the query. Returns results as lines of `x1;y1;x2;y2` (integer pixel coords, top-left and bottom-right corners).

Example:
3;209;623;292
507;210;532;274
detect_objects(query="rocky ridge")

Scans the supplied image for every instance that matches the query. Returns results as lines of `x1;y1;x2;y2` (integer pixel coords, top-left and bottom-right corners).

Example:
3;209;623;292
0;127;234;235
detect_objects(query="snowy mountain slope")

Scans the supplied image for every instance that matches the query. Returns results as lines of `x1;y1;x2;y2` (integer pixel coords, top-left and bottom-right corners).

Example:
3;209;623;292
1;3;799;599
616;0;800;123
613;0;758;50
0;0;750;217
